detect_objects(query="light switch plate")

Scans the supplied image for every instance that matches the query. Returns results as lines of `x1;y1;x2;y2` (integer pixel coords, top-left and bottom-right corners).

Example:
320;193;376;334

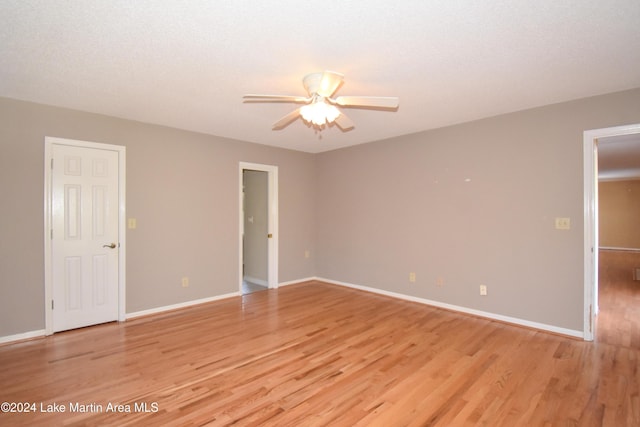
555;217;570;230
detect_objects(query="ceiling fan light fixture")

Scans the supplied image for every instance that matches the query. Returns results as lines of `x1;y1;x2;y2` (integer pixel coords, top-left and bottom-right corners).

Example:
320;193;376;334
243;71;398;132
300;100;340;127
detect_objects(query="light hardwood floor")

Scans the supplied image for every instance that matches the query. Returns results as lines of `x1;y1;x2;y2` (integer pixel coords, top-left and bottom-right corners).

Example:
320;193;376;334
597;249;640;350
0;270;638;426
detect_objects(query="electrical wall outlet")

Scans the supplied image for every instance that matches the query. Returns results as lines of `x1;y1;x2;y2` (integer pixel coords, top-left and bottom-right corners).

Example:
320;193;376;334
436;277;444;287
409;272;416;283
181;277;189;288
480;285;487;296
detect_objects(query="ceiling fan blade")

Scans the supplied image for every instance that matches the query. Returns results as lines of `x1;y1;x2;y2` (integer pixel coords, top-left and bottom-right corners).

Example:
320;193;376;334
272;108;301;130
243;94;311;103
334;111;354;130
316;71;344;97
333;96;399;109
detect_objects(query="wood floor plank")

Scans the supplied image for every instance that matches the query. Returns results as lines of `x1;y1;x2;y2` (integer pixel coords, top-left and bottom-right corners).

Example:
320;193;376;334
0;276;639;426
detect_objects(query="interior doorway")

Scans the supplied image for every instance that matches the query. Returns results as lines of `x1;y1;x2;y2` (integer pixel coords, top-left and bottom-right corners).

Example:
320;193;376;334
44;137;126;335
242;169;268;294
583;124;640;341
239;162;278;295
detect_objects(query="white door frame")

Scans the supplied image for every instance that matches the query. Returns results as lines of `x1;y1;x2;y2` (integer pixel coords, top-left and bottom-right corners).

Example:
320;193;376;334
239;162;278;291
583;123;640;341
44;137;126;335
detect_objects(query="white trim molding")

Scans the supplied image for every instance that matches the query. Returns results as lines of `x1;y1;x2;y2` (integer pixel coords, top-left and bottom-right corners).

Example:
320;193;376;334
239;162;279;293
0;330;46;345
279;277;316;287
2;276;584;344
44;137;127;336
316;277;584;339
583;123;640;341
126;292;240;320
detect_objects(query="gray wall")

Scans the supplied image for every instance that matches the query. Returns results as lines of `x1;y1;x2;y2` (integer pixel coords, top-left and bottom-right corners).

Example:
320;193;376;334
0;97;316;337
2;88;639;338
316;88;640;332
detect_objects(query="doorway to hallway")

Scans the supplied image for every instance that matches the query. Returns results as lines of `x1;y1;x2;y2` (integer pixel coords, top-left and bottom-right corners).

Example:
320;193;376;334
239;162;278;295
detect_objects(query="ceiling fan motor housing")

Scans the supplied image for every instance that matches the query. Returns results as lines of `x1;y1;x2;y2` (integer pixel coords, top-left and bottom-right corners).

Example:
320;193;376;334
303;72;324;96
303;71;343;97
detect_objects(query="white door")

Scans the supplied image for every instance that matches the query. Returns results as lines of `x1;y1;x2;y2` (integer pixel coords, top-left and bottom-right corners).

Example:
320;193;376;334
51;144;120;332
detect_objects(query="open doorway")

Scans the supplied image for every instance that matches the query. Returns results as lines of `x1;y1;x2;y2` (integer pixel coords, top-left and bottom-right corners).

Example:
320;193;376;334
242;169;268;294
595;132;640;347
584;124;640;341
239;162;278;295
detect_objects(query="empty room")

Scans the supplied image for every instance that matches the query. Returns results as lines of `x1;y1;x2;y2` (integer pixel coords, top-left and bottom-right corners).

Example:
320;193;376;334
1;1;640;425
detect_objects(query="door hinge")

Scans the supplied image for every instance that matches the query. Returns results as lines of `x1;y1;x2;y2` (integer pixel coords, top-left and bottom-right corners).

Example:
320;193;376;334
51;300;54;310
51;229;53;239
51;158;54;169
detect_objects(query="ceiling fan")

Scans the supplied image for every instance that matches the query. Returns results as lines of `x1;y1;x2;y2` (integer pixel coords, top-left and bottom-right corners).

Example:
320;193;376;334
243;71;399;131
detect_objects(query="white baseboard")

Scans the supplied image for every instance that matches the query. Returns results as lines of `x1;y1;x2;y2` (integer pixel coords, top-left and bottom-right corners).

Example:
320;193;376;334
0;329;46;345
600;246;640;252
0;277;583;344
315;277;584;339
278;277;316;287
1;292;241;344
126;292;240;320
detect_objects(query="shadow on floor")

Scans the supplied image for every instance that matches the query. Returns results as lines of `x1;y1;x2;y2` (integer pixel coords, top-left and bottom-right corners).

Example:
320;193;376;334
242;279;268;295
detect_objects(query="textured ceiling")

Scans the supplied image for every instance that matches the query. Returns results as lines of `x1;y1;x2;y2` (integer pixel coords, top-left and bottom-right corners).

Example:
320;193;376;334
1;0;640;153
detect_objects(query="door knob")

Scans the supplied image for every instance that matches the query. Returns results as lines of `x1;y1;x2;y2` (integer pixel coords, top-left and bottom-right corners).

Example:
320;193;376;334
103;243;117;249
